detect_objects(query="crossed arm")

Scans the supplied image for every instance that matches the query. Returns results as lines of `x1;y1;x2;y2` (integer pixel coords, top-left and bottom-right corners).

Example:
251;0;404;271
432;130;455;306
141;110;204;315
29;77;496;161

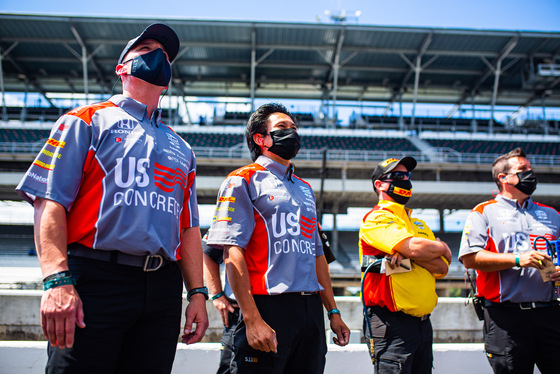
391;236;452;277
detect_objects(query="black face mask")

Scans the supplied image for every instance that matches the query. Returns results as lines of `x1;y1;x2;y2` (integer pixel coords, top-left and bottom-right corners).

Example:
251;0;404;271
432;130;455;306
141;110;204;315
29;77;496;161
387;180;413;205
267;128;301;160
124;48;171;87
514;169;537;196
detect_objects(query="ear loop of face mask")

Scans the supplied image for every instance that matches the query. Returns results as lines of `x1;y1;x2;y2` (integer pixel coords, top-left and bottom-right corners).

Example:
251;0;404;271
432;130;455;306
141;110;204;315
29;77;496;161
110;63;169;102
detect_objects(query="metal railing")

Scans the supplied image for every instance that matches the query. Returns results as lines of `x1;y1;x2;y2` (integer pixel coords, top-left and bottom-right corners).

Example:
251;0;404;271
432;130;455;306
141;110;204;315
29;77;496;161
2;142;559;166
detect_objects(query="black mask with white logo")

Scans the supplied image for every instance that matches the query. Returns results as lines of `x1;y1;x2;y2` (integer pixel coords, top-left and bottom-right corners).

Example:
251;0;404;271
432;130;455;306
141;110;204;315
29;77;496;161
124;48;171;87
387;180;413;205
514;169;537;196
267;128;301;160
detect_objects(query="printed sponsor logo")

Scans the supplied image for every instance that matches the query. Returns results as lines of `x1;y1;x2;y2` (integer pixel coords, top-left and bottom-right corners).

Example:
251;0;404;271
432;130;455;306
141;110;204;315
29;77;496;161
33;159;55;170
41;149;62;159
166;133;180;147
28;172;48;184
269;196;274;200
217;217;232;222
497;209;516;217
502;232;531;253
380;158;399;167
216;206;235;212
393;186;412;197
299;185;313;199
154;162;187;193
55;124;68;134
113;189;182;219
413;221;425;230
300;214;317;239
117;119;136;130
46;138;66;149
115;157;150;188
227;182;235;189
535;210;548;220
115;137;122;143
529;233;555;251
111;157;187;219
271;212;317;255
244;357;259;363
218;196;236;203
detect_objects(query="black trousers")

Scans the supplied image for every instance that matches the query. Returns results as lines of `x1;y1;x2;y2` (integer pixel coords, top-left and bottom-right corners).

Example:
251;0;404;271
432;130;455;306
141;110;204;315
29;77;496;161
217;307;240;374
229;293;327;374
46;256;184;374
483;304;560;374
363;306;433;374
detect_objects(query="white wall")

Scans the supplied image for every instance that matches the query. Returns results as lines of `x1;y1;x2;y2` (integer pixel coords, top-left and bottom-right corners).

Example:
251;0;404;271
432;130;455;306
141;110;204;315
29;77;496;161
1;342;504;374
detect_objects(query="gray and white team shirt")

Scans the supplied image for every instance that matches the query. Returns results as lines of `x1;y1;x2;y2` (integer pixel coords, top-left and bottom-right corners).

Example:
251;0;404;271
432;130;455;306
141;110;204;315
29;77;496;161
17;95;199;261
459;194;560;303
207;155;324;295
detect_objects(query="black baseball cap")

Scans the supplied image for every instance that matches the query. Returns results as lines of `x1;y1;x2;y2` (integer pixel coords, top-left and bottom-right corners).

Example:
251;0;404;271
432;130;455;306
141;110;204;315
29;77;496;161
118;23;180;64
371;156;417;190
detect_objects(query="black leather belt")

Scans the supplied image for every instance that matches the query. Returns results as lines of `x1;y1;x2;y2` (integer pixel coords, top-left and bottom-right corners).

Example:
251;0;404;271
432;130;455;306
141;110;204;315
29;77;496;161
483;300;560;310
68;243;168;272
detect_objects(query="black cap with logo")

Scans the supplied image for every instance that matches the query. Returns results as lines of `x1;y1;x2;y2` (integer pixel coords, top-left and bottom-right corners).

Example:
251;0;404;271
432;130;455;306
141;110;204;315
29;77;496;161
371;156;417;191
118;23;180;64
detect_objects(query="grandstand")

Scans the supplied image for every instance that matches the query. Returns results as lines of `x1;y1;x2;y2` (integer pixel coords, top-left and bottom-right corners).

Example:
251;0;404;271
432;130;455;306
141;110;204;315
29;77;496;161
1;14;560;292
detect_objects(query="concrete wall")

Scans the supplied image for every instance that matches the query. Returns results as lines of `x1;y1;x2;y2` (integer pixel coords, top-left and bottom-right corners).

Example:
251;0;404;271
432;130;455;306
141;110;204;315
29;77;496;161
1;341;503;374
0;291;543;373
0;291;483;343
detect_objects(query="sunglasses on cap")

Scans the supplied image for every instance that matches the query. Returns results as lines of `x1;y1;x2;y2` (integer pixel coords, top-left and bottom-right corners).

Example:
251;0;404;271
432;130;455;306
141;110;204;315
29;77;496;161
379;171;411;181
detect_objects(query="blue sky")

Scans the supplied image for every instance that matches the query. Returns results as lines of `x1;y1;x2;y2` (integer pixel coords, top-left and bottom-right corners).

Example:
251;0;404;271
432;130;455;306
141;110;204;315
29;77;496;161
1;0;559;31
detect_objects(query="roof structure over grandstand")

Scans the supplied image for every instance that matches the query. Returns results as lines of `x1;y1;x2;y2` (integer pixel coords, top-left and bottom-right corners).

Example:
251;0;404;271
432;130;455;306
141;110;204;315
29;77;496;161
1;13;560;120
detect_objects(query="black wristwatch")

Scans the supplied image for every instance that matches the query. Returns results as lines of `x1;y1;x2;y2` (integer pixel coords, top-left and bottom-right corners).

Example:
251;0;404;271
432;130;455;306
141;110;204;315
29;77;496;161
187;286;209;301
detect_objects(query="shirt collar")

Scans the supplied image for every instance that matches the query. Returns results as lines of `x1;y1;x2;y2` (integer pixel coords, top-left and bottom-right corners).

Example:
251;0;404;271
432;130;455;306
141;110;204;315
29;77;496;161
496;194;534;210
256;155;294;182
109;95;149;122
377;199;412;219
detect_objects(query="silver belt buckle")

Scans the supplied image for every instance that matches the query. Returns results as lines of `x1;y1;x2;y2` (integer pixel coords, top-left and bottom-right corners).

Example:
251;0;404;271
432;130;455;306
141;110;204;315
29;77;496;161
519;302;536;310
420;314;430;321
143;254;164;272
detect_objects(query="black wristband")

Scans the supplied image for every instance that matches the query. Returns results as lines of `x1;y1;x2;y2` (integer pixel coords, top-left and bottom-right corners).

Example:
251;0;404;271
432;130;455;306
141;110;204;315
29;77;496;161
187;286;209;301
43;270;71;283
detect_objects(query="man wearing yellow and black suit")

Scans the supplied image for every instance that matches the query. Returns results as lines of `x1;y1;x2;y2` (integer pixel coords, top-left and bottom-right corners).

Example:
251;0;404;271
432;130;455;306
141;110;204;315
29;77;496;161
359;156;452;374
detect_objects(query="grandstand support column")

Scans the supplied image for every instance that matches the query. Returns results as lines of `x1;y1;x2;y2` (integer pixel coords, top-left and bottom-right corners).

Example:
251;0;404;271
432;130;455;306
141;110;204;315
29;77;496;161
439;208;445;233
250;28;256;113
317;148;328;223
0;51;5;122
399;95;404;131
332;208;339;260
0;42;19;122
470;96;477;133
542;93;549;135
182;96;193;126
489;59;502;135
69;26;89;104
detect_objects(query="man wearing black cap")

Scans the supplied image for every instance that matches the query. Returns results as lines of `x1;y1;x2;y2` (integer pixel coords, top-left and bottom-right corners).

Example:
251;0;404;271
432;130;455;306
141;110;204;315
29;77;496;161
16;24;208;373
359;157;452;374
